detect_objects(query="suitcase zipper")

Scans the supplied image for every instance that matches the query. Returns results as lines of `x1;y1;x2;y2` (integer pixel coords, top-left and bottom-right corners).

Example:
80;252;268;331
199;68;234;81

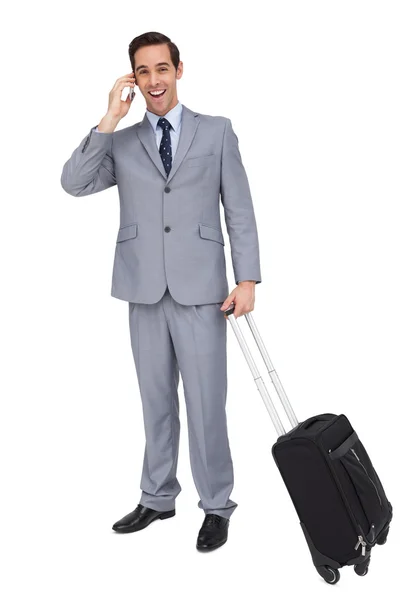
354;535;367;556
322;440;369;555
350;448;383;507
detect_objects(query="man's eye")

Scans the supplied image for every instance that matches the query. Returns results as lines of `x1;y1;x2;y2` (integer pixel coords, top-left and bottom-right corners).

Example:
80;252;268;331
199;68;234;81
138;68;167;74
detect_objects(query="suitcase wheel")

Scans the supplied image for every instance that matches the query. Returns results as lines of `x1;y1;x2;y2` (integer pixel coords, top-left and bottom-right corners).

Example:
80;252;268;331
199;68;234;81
354;555;371;577
316;566;340;585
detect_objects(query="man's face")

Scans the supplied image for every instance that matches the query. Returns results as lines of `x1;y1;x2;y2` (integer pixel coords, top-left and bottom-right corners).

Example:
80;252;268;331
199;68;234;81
133;44;183;116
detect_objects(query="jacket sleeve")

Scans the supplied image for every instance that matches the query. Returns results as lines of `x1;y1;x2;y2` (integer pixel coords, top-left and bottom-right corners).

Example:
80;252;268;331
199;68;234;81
60;125;116;196
220;118;262;285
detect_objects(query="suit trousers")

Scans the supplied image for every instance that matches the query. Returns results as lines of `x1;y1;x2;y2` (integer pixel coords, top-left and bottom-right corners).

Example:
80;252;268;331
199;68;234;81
128;286;238;519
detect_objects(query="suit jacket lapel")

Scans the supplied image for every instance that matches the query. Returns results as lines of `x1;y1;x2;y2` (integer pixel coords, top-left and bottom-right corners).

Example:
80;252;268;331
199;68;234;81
136;104;200;184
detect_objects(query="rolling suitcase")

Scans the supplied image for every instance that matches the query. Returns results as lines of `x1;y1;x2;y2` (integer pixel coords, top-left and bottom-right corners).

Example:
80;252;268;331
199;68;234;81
223;303;393;585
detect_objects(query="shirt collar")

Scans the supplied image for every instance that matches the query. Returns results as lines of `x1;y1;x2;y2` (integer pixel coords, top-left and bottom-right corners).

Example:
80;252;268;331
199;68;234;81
146;101;182;134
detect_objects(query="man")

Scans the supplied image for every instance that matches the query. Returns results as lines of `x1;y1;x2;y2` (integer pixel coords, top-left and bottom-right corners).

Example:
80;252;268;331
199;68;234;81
61;31;262;552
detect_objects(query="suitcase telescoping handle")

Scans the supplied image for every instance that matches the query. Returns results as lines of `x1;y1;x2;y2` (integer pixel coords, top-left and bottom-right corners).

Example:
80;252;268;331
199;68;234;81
224;302;299;437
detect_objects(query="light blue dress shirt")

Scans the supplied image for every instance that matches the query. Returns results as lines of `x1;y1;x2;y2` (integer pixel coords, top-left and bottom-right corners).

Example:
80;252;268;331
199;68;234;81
94;101;182;160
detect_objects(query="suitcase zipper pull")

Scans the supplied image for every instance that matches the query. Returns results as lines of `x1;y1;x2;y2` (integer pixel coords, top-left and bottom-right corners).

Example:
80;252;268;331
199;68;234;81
354;535;367;556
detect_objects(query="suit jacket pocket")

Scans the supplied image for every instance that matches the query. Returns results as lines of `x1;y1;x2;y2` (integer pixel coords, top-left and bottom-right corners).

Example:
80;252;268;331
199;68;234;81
199;223;225;246
117;223;138;242
186;154;216;168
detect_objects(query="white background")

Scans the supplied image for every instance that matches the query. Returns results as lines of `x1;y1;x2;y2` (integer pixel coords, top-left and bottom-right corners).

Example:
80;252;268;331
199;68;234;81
1;0;399;597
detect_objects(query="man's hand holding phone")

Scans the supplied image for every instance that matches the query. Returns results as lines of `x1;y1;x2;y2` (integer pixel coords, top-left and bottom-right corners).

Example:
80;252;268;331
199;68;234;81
98;72;136;133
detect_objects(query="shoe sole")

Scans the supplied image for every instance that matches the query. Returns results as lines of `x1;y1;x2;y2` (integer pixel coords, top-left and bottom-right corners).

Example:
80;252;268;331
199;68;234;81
112;509;175;533
196;537;228;552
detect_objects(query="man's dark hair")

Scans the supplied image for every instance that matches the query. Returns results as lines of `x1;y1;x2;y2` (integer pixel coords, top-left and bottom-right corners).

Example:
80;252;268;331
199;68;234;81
128;32;180;73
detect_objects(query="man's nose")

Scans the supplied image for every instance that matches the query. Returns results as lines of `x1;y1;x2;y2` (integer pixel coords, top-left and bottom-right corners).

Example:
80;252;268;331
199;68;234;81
149;73;161;86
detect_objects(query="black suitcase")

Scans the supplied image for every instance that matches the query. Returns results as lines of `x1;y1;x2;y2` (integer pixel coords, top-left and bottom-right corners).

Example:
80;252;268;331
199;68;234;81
224;304;393;585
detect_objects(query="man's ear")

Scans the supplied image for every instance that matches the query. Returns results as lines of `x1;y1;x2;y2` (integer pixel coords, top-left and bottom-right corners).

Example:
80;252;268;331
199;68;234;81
176;61;183;80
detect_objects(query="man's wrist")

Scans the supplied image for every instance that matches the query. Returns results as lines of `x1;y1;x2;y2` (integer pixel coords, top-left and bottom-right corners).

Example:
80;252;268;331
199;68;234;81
238;280;256;285
97;113;121;133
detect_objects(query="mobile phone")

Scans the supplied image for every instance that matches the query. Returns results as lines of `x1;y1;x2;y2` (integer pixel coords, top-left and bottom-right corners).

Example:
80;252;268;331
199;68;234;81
130;74;136;101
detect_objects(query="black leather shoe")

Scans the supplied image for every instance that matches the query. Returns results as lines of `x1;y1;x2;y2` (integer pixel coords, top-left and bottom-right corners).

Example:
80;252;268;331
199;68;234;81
112;503;175;533
196;513;230;551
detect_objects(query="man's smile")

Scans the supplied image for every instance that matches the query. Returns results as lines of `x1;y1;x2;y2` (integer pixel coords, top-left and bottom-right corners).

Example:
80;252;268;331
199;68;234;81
149;89;166;98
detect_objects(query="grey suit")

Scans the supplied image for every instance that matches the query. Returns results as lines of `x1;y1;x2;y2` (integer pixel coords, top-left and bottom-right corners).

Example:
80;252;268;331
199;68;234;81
61;103;262;518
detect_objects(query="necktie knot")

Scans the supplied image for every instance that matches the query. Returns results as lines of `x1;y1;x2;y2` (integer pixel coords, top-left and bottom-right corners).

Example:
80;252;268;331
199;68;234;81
158;117;172;132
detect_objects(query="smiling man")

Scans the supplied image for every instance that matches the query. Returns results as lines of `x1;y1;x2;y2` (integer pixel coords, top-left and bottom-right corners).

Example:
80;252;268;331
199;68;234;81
60;31;262;552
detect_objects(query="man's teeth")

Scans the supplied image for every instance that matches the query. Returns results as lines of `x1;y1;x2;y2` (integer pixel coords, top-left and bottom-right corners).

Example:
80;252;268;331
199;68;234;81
149;90;166;96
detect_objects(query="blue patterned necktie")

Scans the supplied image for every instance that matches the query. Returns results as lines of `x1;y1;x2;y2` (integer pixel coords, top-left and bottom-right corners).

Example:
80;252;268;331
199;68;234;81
158;117;173;176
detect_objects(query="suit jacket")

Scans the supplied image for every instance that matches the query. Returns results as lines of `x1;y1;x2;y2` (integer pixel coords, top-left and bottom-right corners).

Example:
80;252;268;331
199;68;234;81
60;103;262;305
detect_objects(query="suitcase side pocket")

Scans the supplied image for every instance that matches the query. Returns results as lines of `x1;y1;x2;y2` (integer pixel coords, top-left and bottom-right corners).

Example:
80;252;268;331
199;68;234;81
329;431;389;542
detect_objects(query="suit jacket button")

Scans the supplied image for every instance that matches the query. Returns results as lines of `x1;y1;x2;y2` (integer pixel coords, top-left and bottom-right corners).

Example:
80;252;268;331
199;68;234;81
164;226;171;232
164;186;171;193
